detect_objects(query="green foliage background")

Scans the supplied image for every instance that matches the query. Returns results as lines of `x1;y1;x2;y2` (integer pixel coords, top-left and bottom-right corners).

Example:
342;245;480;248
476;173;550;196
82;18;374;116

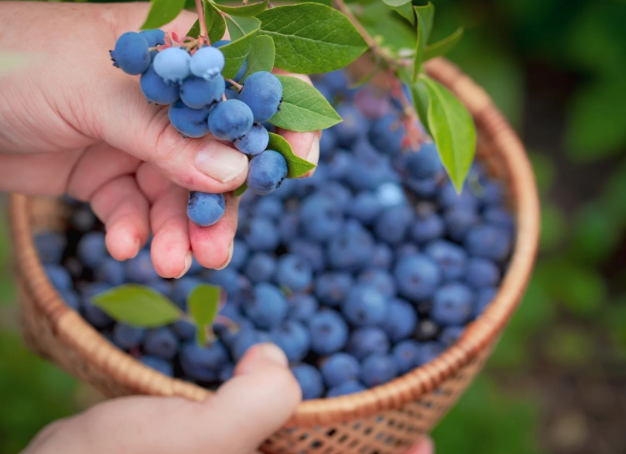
1;0;626;453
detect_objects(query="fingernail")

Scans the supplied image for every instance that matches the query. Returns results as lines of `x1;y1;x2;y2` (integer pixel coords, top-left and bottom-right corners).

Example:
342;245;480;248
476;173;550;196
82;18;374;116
307;135;320;163
195;142;248;183
214;241;234;270
175;251;193;279
129;238;141;259
255;343;288;367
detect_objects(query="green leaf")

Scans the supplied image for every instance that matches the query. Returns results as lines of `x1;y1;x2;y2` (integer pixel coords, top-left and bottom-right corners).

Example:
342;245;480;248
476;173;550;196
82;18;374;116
269;75;342;132
381;0;411;6
206;1;227;43
423;27;463;61
188;284;221;346
220;16;260;78
242;35;275;81
382;0;415;25
409;78;432;135
257;3;367;73
419;75;476;191
359;2;416;52
92;285;180;328
212;0;268;17
267;132;316;178
140;0;186;29
234;182;248;196
413;2;435;81
0;51;35;77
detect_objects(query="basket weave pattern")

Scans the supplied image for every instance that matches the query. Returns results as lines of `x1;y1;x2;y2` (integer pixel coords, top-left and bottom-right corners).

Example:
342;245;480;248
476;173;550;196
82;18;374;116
9;59;540;454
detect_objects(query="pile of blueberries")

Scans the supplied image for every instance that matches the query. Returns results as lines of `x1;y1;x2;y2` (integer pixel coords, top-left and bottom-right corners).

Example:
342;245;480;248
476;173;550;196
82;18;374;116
112;30;287;226
36;70;514;400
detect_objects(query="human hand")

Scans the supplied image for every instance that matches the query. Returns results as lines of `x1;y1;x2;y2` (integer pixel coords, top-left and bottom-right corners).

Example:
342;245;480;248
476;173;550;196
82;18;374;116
0;2;319;275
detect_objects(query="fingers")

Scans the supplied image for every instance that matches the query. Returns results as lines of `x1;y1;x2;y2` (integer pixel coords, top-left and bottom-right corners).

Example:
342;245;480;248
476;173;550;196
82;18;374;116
90;175;150;261
406;436;435;454
189;192;239;270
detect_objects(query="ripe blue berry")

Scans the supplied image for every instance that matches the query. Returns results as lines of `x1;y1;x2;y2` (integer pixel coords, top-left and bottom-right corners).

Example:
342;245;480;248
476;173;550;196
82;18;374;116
321;353;360;388
437;182;479;211
234;123;269;156
465;258;500;289
95;258;126;286
332;105;367;147
287;293;319;322
229;239;249;270
126;249;159;284
180;341;229;381
244;216;280;251
140;355;173;377
347;326;390;360
327;222;375;271
140;64;180;104
77;231;107;269
111;32;151;75
394;254;442;301
392;340;422;374
168;100;212;138
431;282;474;326
187;192;225;227
315;272;353;307
34;232;66;264
403;142;442;179
243;283;288;330
419;342;445;365
357;268;396;298
360;354;398;387
140;29;165;47
279;213;299;244
300;193;344;242
153;47;191;84
247;150;288;195
343;284;388;327
59;289;80;311
290;239;326;272
209;99;254;141
207;268;244;298
444;207;479;242
309;309;349;355
483;207;515;232
374;205;414;245
319;128;337;159
382;299;417;343
190;46;225;80
112;323;146;350
439;326;465;347
230;326;263;361
81;283;113;328
327;380;366;397
244;252;276;283
180;75;225;109
143;327;178;360
170;277;201;310
369;113;405;156
474;287;497;317
172;319;196;341
291;364;324;400
277;254;313;292
371;243;393;269
219;363;235;382
425;240;468;282
464;224;513;261
270;320;310;362
238;71;283;122
348;192;382;225
411;212;445;244
44;264;72;291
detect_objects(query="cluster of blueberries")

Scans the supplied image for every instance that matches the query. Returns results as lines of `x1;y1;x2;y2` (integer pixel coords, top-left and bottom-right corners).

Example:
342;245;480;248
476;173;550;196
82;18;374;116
36;70;514;399
111;30;288;227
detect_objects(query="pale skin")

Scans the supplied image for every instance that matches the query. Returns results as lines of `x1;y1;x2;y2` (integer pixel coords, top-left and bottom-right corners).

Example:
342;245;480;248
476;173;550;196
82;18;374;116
1;3;433;453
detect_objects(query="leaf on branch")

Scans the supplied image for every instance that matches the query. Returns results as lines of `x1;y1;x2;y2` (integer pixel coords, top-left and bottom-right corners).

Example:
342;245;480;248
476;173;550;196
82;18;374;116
141;0;186;30
212;0;268;17
267;133;316;179
188;284;221;346
257;3;367;73
220;16;261;78
234;182;248;196
206;1;227;43
423;27;463;61
419;75;476;192
269;75;342;132
242;35;275;81
413;2;435;81
92;285;181;328
382;0;415;25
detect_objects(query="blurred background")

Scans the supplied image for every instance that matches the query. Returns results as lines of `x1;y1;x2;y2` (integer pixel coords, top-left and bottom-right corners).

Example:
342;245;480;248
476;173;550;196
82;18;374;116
1;0;626;453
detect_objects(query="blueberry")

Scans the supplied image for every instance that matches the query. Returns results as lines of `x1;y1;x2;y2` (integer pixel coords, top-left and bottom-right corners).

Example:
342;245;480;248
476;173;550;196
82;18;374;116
140;29;165;47
143;327;178;360
140;355;173;377
206;268;242;298
291;364;324;400
348;192;382;225
357;268;396;298
219;363;235;382
168;100;212;138
343;284;388;327
180;75;225;109
277;254;313;292
346;326;390;360
234;123;269;156
231;326;264;361
224;88;239;100
170;277;201;310
395;243;420;259
314;81;334;103
287;293;319;322
273;177;298;200
172;319;196;341
483;207;515;232
229;239;249;270
238;71;283;122
81;283;113;328
279;212;300;244
77;231;107;269
374;205;414;245
319;128;337;159
360;354;398;387
439;326;464;347
346;152;395;192
437;182;479;211
244;252;276;283
327;380;366;397
431;282;474;326
327;222;375;272
187;192;225;227
393;254;442;301
392;340;422;374
126;249;159;284
34;232;66;264
414;319;440;342
331;105;367;147
153;47;191;84
354;87;390;119
233;60;248;83
112;323;146;350
95;258;126;286
244;217;280;251
189;46;225;80
243;283;288;330
317;182;353;212
247;150;289;195
321;353;360;388
425;240;467;282
59;289;80;311
324;70;348;92
290;239;326;273
180;341;229;381
371;243;393;269
476;181;504;207
300;193;344;242
44;264;72;291
111;32;151;75
382;299;417;343
411;212;445;244
212;39;231;48
419;342;445;365
314;272;353;307
369;113;405;156
309;309;349;355
253;196;284;220
464;224;513;261
444;207;479;242
465;258;500;289
209;99;254;141
406;175;439;198
270;320;310;362
474;287;497;317
140;64;180;104
403;142;442;179
326;150;352;180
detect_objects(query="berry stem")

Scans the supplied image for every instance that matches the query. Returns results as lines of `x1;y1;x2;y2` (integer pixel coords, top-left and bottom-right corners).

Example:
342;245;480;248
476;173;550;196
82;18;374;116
195;0;209;42
226;79;243;90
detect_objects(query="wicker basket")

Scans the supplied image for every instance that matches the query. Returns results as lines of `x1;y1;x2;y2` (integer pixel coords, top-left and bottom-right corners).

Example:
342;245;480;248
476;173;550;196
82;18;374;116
9;58;539;454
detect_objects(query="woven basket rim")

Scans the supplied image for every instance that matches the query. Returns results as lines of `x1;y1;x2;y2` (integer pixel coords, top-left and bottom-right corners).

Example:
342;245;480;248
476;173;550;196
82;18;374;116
9;58;540;427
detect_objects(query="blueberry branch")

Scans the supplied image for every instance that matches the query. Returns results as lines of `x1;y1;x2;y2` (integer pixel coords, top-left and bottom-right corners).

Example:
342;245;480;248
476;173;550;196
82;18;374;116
195;0;209;42
226;78;243;90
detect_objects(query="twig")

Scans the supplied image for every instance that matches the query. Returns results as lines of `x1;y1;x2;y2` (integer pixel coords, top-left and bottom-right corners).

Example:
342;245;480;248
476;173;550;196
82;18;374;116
226;78;243;90
195;0;209;42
